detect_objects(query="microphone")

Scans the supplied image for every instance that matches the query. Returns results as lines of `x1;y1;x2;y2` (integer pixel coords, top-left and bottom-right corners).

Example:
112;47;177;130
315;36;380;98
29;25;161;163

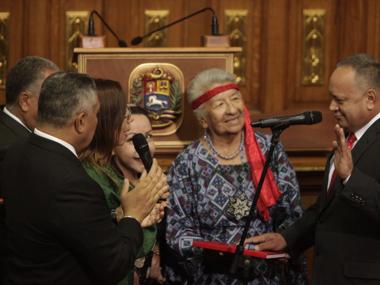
131;7;219;46
88;13;95;36
88;10;127;47
132;133;153;172
252;111;322;129
211;14;219;35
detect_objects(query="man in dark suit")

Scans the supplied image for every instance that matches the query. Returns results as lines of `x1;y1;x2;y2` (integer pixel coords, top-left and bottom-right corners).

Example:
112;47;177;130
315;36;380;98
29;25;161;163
245;54;380;285
0;56;59;155
0;56;58;284
1;72;168;285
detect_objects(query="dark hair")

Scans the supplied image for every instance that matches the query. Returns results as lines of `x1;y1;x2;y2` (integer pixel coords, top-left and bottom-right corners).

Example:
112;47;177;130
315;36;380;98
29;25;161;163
337;53;376;68
337;54;380;91
5;56;59;105
37;72;97;127
85;79;127;164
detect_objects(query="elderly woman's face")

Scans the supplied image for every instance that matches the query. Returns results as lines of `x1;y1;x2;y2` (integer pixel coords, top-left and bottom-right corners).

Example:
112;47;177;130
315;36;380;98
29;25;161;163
201;87;245;136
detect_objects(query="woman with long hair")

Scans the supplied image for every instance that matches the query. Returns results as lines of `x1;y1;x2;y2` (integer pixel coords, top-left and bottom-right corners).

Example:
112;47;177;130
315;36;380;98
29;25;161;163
81;79;167;285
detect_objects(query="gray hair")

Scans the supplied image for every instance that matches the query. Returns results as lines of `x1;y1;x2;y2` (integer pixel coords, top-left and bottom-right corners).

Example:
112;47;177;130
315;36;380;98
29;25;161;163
187;68;237;119
5;56;59;105
337;53;380;92
37;72;97;127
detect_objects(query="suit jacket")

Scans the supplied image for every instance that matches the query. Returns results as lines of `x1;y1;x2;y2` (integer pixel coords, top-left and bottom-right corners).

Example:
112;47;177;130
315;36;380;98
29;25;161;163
1;134;143;285
0;109;30;161
282;118;380;285
0;108;30;194
0;108;30;284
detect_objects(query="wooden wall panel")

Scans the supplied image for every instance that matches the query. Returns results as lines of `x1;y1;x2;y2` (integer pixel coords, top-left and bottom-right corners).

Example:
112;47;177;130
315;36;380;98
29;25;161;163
366;0;380;58
183;1;212;47
103;0;140;48
0;0;22;105
219;0;259;110
260;0;289;113
133;0;185;47
49;1;62;66
0;0;23;68
366;0;380;59
2;1;380;282
61;0;103;67
0;0;380;164
287;0;337;108
22;0;51;56
336;0;368;57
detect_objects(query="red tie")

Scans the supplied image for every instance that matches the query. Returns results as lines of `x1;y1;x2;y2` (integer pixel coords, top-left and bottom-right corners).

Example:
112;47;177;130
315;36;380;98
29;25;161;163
327;133;357;192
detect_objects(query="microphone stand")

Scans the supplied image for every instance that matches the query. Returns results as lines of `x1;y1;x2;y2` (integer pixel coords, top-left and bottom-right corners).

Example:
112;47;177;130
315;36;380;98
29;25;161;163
131;7;217;46
89;10;127;47
229;124;288;284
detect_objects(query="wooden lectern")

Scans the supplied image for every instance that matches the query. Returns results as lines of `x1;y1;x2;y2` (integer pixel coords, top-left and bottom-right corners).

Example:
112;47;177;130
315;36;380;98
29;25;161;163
74;47;241;168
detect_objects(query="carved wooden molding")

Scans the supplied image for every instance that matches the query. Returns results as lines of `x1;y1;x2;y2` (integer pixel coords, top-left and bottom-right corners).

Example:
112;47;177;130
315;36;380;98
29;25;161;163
302;9;325;86
0;12;10;87
225;10;248;86
65;11;90;71
144;10;169;47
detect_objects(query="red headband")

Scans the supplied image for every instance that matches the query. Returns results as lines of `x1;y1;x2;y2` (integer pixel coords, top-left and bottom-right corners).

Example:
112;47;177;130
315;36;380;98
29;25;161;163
191;83;240;110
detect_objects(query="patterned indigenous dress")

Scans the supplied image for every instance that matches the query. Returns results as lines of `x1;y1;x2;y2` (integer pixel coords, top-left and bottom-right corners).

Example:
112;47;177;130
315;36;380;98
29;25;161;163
165;132;308;285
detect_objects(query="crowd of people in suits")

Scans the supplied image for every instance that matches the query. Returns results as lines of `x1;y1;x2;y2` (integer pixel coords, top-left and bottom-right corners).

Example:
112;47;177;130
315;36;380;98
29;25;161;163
0;53;379;285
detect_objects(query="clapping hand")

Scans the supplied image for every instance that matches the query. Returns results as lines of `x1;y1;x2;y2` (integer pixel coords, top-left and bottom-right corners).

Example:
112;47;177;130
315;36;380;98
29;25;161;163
120;159;168;224
141;200;167;227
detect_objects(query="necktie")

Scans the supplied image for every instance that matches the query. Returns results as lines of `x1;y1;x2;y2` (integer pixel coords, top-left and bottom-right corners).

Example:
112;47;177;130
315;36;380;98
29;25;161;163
327;133;357;192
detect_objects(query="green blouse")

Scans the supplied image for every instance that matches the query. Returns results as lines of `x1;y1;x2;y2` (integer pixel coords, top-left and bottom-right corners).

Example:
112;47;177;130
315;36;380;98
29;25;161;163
83;160;157;285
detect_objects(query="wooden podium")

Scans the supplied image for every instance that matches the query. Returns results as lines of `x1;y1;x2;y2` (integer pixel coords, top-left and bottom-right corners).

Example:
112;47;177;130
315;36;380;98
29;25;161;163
74;47;241;168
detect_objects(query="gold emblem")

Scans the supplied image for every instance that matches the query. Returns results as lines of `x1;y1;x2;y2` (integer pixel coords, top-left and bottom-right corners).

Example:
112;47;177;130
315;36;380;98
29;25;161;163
129;63;184;136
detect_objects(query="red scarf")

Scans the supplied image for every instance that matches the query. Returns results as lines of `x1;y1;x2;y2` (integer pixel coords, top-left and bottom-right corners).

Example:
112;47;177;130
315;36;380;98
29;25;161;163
243;107;281;221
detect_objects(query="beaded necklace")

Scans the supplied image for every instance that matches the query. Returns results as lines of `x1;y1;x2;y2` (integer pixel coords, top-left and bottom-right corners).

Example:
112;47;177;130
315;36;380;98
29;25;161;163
204;130;244;160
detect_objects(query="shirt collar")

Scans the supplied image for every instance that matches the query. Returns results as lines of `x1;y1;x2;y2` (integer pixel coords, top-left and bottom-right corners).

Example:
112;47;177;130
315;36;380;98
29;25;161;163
34;128;78;157
3;106;31;132
353;112;380;142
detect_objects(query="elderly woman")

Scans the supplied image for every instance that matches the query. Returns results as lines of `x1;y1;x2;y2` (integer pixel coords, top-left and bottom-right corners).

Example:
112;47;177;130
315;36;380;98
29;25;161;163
165;69;307;284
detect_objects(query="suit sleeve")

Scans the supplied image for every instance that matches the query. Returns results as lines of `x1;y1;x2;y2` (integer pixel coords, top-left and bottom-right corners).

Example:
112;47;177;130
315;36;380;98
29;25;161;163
280;195;320;257
268;141;316;257
269;142;303;231
341;167;380;222
49;178;143;285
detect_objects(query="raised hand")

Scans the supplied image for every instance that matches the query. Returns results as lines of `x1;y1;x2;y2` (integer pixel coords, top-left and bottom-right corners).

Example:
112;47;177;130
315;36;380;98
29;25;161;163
332;124;354;180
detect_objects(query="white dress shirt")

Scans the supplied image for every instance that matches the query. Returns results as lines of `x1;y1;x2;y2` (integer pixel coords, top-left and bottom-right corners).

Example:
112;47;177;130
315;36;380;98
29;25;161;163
34;128;78;157
3;107;31;132
327;112;380;189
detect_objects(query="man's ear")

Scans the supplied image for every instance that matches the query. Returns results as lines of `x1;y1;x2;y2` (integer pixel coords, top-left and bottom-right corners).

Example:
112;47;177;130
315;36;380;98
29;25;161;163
367;88;377;111
18;92;31;112
74;111;88;134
